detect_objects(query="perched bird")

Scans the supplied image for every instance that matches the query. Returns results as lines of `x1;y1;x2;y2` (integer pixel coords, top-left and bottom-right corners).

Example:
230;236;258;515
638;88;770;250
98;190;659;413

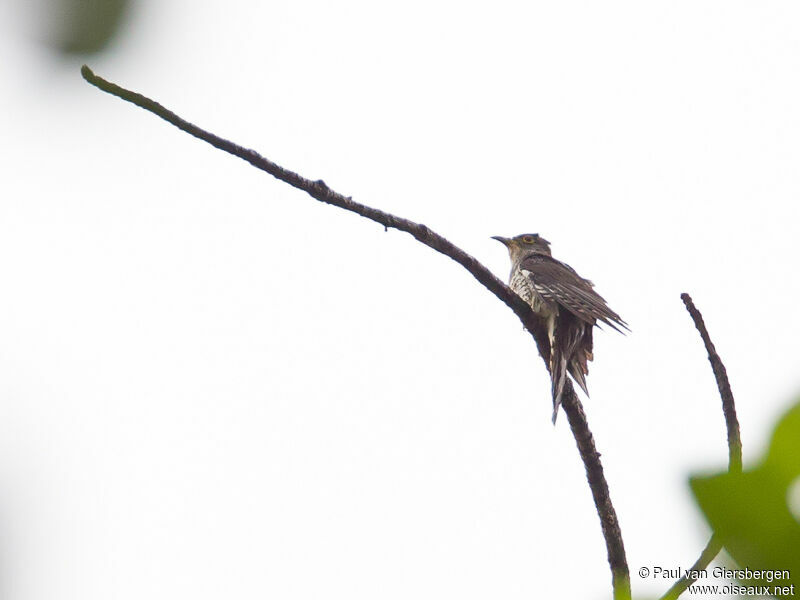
493;233;628;423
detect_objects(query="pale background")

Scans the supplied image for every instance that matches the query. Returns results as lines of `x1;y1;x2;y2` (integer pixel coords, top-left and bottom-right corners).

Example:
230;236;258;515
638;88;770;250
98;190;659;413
1;2;798;598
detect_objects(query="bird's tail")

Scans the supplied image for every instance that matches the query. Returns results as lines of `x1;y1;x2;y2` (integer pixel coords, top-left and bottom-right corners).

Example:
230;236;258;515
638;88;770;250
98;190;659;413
567;362;589;397
550;344;568;424
550;319;592;423
567;345;593;397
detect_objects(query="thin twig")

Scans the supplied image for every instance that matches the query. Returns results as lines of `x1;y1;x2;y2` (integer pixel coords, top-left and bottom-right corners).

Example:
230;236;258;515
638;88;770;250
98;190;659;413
659;294;743;600
680;294;742;473
81;65;631;599
661;535;723;600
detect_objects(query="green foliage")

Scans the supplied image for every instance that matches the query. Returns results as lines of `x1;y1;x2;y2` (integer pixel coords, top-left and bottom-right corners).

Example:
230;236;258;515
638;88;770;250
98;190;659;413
691;401;800;595
51;0;130;54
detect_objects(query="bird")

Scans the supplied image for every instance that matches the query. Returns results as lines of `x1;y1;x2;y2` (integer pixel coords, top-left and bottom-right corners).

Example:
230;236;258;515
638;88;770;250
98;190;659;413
492;233;628;423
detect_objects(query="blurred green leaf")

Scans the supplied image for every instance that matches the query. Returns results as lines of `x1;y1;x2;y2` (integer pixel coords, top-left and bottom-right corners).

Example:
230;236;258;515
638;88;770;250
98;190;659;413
691;401;800;595
51;0;130;55
765;403;800;482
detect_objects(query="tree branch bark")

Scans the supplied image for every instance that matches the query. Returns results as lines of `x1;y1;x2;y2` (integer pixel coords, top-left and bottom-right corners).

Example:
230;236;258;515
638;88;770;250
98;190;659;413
81;65;631;599
679;294;742;473
561;380;631;598
659;294;743;600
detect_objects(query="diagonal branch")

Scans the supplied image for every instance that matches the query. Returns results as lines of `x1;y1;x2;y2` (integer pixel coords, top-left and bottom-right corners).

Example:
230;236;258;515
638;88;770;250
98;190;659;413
561;380;631;598
79;68;549;354
660;293;742;600
80;65;631;599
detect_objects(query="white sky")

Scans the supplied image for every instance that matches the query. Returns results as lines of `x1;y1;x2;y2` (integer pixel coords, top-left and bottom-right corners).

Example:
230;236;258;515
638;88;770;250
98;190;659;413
1;1;799;599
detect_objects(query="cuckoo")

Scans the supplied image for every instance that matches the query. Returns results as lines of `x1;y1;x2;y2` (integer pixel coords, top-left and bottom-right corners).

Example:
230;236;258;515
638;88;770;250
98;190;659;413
493;233;628;423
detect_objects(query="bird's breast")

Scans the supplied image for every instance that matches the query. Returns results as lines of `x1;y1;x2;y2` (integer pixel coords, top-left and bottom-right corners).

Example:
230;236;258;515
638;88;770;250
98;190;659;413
510;268;556;318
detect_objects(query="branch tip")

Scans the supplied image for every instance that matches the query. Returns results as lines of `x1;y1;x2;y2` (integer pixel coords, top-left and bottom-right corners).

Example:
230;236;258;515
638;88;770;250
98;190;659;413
81;64;95;82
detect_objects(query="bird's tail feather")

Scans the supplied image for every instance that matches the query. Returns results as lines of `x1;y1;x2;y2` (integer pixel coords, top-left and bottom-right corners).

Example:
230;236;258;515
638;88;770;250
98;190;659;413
551;319;592;423
568;361;590;397
550;353;568;424
567;346;592;397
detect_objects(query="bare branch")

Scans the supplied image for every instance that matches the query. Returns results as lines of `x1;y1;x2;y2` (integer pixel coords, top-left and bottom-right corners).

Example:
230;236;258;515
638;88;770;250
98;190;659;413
660;294;743;600
561;382;631;599
679;294;742;473
81;65;631;599
79;68;549;356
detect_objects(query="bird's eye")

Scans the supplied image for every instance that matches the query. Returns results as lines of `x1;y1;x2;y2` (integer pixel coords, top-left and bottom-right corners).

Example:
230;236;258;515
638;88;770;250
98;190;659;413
522;235;535;244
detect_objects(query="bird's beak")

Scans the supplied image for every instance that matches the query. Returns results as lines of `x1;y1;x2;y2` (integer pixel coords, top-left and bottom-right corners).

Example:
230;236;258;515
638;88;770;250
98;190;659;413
491;235;511;247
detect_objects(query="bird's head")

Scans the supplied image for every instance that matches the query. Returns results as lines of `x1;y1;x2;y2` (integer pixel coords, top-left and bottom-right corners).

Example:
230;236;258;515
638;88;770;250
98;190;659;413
492;233;552;262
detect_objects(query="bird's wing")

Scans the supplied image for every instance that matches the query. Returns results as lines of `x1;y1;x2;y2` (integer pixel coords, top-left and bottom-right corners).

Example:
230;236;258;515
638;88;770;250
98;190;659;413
519;254;629;332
